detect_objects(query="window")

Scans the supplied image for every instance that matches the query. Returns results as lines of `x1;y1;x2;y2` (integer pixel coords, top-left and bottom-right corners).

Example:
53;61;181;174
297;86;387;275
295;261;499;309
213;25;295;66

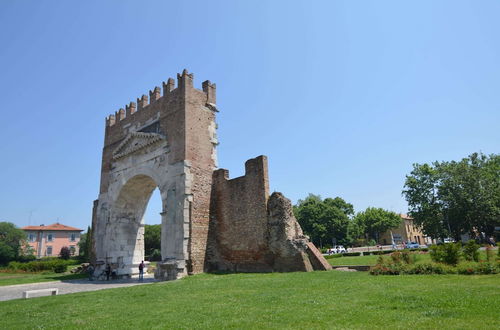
46;246;52;256
70;233;76;242
69;246;76;255
47;233;54;242
28;233;36;242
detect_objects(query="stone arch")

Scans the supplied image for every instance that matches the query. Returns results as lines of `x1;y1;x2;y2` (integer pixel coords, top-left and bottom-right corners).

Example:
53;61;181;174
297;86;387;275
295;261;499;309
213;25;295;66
98;164;188;277
105;174;158;274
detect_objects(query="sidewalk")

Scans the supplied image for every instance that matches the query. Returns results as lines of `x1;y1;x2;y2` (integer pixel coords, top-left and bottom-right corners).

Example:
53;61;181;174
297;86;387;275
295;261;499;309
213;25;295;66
0;275;158;302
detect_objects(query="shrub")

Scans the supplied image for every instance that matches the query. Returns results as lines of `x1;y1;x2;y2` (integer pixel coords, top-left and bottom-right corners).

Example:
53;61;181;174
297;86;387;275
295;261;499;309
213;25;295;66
429;243;461;265
370;262;406;275
485;246;495;262
149;249;162;261
401;250;414;264
463;240;480;262
59;246;71;260
53;263;67;273
343;252;361;257
390;251;402;264
7;258;74;273
456;262;499;275
404;263;455;275
16;254;36;263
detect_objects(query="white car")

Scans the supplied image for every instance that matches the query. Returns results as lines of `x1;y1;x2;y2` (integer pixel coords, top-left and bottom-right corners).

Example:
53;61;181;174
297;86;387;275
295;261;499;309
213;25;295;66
328;245;346;254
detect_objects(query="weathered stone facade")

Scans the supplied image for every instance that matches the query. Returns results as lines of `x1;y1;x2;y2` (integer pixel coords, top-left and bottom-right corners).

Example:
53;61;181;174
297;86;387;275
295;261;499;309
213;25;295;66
92;70;330;280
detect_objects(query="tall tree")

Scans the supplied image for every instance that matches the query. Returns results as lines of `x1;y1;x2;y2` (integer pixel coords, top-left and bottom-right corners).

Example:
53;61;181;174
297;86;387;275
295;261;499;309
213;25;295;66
353;208;402;242
403;152;500;240
78;226;93;261
294;194;354;247
0;222;27;265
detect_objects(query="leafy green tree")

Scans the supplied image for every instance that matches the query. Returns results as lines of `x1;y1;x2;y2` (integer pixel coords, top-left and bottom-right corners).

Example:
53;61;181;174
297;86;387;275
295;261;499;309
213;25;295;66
403;152;500;240
144;224;161;258
294;194;354;247
0;241;15;265
353;208;402;243
0;222;27;265
78;226;94;262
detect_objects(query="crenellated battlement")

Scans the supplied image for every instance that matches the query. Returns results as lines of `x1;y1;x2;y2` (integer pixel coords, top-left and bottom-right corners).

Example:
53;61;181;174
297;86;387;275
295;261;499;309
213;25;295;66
105;69;217;127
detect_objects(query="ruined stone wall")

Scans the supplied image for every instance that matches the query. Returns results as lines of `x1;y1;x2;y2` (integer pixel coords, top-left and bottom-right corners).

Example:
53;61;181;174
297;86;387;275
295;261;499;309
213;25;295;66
208;156;331;273
209;156;272;272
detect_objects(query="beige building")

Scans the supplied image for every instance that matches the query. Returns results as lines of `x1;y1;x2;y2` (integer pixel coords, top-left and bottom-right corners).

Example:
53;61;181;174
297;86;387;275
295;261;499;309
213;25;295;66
379;214;429;246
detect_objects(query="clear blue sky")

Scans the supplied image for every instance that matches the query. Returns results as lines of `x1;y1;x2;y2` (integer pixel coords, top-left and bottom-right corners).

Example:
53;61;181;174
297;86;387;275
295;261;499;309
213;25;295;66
1;1;499;230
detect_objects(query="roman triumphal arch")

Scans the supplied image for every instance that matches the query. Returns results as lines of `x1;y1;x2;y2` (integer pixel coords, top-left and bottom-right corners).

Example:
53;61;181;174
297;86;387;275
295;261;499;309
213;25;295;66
92;70;218;279
91;69;332;281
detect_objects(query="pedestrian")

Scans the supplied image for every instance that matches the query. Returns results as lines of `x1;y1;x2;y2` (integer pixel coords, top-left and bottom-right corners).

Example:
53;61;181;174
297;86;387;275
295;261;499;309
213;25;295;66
105;263;111;281
87;264;95;281
139;260;145;281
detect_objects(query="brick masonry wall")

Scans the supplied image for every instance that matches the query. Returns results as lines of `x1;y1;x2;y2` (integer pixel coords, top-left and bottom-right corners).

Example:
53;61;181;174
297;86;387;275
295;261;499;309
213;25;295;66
209;156;273;272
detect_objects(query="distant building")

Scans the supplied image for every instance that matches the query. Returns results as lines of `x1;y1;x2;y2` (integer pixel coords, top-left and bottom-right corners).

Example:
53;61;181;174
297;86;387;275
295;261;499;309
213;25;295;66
379;214;431;246
21;223;83;258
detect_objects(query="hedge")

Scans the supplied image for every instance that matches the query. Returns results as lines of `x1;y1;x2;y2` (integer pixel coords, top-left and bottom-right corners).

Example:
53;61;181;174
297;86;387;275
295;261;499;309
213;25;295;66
7;258;78;273
343;252;361;257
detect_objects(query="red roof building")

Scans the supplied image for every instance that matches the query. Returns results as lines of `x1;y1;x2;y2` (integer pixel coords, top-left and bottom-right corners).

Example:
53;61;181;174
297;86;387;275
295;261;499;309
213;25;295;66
21;222;83;258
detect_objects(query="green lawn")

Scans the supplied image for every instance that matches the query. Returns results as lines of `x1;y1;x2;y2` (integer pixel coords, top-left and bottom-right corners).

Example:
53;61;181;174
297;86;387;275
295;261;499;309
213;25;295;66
1;271;498;329
0;272;87;286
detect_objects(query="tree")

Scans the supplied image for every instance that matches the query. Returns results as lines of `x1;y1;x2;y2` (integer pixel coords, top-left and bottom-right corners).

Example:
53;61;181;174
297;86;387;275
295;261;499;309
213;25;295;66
144;224;161;258
294;194;354;247
403;152;500;240
0;241;15;265
78;226;93;262
0;222;27;265
353;208;402;243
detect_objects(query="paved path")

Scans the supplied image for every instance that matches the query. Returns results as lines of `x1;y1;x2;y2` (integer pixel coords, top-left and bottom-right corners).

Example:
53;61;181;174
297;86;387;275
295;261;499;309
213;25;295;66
0;276;159;302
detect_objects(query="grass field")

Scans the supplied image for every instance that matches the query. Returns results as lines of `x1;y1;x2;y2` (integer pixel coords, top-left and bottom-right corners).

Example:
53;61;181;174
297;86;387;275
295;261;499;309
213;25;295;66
0;272;87;286
1;271;498;329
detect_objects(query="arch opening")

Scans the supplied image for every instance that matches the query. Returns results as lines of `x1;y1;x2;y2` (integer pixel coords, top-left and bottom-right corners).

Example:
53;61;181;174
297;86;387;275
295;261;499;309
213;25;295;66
143;188;162;261
106;175;163;276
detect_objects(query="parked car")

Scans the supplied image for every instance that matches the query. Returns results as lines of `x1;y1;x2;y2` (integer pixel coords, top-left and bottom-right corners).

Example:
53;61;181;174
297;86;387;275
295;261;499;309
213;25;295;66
405;242;420;249
327;245;346;254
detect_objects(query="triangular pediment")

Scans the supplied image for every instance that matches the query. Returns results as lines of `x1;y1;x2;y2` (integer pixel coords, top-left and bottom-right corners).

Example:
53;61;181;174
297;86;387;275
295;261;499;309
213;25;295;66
113;132;166;160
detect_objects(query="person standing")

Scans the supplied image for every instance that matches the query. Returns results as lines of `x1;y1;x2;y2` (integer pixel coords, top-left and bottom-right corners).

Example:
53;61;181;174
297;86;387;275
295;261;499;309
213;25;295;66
87;264;95;281
105;264;111;281
138;260;145;281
